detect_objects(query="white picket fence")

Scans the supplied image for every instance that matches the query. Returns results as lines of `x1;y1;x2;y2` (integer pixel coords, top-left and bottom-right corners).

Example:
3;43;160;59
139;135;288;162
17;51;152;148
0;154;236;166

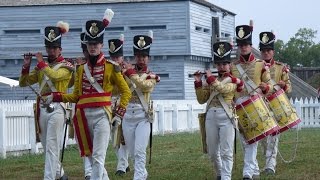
0;98;319;158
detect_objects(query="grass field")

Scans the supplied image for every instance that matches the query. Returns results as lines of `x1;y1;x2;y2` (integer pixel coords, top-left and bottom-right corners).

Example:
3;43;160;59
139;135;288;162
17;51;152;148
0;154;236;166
0;128;319;180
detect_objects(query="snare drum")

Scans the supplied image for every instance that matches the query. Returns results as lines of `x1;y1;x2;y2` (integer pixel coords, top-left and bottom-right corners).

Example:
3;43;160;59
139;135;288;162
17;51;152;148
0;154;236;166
266;89;301;135
236;94;278;144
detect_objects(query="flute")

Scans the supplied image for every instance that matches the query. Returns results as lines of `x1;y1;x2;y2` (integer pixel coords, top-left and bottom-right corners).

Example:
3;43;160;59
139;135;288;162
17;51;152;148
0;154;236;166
21;53;48;58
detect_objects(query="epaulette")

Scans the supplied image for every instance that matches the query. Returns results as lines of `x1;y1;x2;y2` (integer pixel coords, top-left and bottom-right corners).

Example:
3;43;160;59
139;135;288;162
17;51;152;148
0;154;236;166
61;61;75;72
106;59;121;73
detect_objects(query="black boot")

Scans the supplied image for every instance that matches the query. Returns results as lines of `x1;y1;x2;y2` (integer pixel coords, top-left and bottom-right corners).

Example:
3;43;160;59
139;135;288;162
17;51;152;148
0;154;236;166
115;170;126;176
126;166;130;172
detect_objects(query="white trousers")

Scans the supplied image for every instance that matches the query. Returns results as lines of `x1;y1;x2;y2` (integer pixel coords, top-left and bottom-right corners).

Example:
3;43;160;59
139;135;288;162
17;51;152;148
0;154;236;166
205;107;234;180
122;103;150;180
39;103;66;180
236;96;260;178
240;135;260;178
116;144;129;172
261;135;279;172
83;157;92;177
82;107;111;180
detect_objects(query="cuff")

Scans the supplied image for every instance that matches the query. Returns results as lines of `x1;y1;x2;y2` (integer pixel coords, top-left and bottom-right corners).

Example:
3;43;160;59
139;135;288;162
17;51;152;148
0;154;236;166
206;75;216;85
21;65;30;75
52;92;63;102
115;106;126;118
194;81;202;88
37;61;48;70
124;69;136;77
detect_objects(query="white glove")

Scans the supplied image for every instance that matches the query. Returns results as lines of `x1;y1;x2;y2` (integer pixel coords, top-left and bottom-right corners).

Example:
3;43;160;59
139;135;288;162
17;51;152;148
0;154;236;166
111;116;122;127
43;94;53;105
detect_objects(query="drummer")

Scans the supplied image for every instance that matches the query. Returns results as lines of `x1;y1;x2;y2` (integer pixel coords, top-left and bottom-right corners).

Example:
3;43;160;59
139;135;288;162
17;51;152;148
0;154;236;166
258;31;292;175
231;23;272;180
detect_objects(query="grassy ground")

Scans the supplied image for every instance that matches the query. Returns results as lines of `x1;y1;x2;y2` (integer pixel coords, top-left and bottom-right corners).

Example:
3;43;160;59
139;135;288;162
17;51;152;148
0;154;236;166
0;128;319;180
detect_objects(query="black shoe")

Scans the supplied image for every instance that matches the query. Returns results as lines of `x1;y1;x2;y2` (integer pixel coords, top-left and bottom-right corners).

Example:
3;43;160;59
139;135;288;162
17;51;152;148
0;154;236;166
59;174;68;180
243;175;252;180
216;176;221;180
115;170;126;176
85;176;91;180
264;168;275;175
126;166;130;173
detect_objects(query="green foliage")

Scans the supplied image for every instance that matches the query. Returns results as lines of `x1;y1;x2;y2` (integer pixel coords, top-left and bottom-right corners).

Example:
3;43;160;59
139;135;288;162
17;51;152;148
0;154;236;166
1;129;320;179
307;72;320;89
274;28;320;67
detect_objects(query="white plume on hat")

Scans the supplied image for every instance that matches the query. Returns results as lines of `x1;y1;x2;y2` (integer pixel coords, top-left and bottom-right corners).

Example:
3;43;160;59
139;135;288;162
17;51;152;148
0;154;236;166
103;8;114;27
119;34;124;42
56;21;70;34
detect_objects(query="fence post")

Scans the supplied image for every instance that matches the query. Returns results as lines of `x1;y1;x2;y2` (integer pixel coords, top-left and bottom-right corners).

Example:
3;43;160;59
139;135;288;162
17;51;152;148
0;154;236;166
187;104;193;133
0;108;7;158
29;115;38;154
172;104;178;133
295;100;302;130
158;104;164;136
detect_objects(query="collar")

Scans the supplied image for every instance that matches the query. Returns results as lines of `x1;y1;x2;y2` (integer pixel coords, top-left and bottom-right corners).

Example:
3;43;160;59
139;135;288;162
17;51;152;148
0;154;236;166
49;55;64;65
264;58;275;67
239;53;255;63
135;65;149;73
87;53;105;67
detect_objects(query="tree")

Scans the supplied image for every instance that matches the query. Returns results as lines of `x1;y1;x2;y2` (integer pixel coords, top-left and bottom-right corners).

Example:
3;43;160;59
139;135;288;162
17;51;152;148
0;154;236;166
274;28;319;67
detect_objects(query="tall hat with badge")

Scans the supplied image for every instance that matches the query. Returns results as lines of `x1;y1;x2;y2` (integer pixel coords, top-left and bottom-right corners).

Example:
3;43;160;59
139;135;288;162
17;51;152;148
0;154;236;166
236;20;253;45
44;21;69;47
80;32;87;50
133;30;153;56
85;9;114;44
108;34;124;57
213;41;233;63
259;31;276;50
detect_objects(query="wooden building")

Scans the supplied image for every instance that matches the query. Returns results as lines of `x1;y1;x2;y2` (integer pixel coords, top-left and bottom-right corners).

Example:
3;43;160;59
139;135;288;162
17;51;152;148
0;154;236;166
0;0;236;100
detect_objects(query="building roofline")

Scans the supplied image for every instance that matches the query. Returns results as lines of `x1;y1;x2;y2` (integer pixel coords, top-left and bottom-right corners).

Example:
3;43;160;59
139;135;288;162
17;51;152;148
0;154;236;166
0;0;236;15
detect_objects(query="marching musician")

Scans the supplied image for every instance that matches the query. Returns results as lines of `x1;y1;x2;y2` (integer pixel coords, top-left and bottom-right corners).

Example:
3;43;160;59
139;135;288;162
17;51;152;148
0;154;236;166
19;21;73;180
121;31;160;180
194;41;243;180
107;34;131;176
78;32;92;180
45;9;131;179
231;23;272;180
259;31;292;175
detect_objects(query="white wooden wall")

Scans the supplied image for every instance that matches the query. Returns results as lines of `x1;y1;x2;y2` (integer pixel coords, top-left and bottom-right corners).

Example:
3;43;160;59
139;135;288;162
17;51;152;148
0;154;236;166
0;98;319;158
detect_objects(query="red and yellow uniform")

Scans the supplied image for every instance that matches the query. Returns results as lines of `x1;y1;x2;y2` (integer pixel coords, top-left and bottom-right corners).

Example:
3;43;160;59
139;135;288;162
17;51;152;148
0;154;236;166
53;53;131;156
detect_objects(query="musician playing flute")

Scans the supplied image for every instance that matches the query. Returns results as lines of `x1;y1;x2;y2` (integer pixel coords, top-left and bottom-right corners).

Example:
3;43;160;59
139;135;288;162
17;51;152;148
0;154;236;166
45;10;131;180
258;31;291;175
231;23;272;180
121;31;160;180
19;21;73;180
194;41;244;180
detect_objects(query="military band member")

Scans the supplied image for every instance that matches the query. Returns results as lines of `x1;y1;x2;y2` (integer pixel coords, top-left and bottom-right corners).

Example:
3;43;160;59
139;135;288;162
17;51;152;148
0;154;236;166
259;31;292;175
121;31;160;180
231;23;272;180
194;42;244;180
46;9;131;180
79;32;92;180
108;34;131;176
19;21;73;180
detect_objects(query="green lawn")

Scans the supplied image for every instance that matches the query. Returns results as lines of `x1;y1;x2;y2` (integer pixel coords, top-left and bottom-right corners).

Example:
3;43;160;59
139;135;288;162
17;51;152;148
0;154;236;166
0;128;319;180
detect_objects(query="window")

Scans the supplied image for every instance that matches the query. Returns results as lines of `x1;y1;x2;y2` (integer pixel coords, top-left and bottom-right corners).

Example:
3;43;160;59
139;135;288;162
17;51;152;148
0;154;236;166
203;28;210;33
69;28;82;33
4;29;40;34
157;73;169;79
105;27;125;31
129;25;166;30
195;26;202;31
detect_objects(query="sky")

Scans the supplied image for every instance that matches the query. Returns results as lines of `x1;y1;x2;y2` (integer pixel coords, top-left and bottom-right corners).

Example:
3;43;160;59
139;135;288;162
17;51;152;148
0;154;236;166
213;0;320;48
